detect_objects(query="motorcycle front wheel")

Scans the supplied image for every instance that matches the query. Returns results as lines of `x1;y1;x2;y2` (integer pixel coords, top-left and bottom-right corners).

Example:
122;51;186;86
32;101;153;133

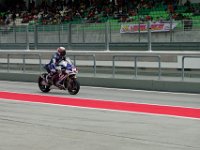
66;78;80;95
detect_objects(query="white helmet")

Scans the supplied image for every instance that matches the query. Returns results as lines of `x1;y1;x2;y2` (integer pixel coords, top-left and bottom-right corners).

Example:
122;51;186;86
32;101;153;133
57;47;66;56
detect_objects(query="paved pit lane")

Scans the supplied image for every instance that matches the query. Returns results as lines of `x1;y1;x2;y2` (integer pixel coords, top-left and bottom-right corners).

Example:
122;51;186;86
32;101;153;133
0;81;200;150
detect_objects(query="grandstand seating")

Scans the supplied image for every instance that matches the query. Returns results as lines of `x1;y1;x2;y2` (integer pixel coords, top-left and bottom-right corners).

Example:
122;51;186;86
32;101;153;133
0;1;200;30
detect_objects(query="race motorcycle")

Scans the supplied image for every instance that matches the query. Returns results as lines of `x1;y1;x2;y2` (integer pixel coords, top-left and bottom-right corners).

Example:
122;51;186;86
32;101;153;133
38;57;80;95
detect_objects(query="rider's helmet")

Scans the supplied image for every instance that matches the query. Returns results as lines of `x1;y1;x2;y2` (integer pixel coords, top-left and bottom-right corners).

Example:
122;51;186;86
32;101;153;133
57;47;66;57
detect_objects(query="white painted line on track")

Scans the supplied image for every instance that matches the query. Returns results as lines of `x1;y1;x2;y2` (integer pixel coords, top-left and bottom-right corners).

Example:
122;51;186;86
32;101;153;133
0;98;199;121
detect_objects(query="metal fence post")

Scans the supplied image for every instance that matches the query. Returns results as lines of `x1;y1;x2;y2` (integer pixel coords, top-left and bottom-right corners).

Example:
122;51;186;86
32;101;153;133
170;15;173;42
93;54;96;76
109;21;112;43
105;21;109;51
23;54;26;72
58;24;61;46
68;23;71;50
182;56;185;81
158;56;161;80
112;56;115;78
147;21;152;52
14;25;17;43
34;24;38;50
135;56;138;78
82;23;85;43
7;54;10;72
138;14;141;42
26;25;30;51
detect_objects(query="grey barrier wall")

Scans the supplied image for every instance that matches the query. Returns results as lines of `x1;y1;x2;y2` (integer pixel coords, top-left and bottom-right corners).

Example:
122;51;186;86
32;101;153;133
1;20;200;50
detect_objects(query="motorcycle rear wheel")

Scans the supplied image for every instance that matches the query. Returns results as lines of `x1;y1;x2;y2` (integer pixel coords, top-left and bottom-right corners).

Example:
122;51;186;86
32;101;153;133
38;73;51;93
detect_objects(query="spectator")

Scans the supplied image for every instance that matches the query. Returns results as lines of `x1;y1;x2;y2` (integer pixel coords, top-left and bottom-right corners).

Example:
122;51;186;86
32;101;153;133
0;0;197;25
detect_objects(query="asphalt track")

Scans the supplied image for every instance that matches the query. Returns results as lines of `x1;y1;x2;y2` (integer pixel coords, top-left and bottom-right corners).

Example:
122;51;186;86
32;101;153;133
0;81;200;150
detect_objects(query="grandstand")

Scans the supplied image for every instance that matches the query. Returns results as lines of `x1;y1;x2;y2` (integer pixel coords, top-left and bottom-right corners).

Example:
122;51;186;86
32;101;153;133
0;0;199;25
0;0;200;51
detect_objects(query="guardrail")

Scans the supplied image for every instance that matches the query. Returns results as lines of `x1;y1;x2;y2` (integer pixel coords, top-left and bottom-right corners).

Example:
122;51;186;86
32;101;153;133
7;53;42;73
112;55;161;79
5;53;96;75
182;56;200;80
3;53;200;81
68;54;96;76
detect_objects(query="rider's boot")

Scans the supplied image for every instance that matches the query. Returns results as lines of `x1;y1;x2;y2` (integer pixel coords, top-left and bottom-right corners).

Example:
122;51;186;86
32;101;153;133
55;80;65;89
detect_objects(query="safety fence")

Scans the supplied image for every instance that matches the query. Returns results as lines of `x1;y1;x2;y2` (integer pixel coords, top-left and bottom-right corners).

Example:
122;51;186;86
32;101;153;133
182;55;200;81
0;53;200;81
6;53;42;73
112;55;161;79
1;19;200;50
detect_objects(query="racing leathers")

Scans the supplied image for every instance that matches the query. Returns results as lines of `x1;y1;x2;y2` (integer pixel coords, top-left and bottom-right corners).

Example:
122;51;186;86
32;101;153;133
45;52;66;83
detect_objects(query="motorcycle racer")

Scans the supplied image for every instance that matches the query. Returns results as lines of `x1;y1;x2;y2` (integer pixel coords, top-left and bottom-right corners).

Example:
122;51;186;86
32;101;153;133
45;47;66;84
